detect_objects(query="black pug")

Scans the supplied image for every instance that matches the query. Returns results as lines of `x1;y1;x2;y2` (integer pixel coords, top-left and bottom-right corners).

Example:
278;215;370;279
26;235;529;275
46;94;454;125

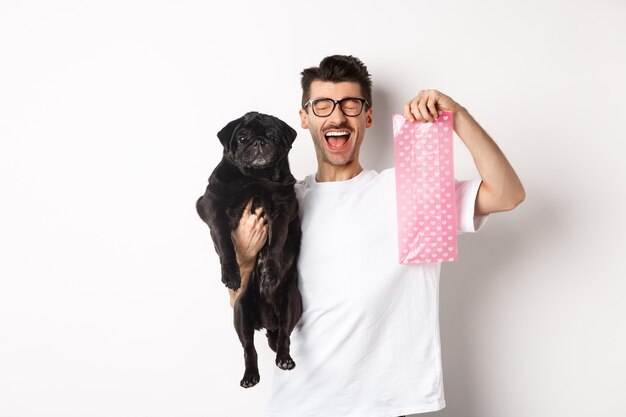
196;111;302;388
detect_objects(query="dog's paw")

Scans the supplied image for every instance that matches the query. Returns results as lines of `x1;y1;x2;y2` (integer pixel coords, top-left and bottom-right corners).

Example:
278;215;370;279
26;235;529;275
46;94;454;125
276;354;296;370
240;371;260;388
222;265;241;289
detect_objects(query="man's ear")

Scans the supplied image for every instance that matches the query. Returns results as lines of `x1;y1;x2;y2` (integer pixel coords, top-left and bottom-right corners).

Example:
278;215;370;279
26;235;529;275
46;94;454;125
217;116;243;151
365;107;373;128
299;108;309;129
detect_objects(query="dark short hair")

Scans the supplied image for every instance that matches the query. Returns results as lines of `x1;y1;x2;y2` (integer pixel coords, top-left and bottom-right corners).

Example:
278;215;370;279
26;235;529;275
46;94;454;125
300;55;373;109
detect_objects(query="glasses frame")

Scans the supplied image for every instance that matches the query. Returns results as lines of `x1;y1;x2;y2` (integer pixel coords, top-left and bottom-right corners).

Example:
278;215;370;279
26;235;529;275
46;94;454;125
303;97;370;117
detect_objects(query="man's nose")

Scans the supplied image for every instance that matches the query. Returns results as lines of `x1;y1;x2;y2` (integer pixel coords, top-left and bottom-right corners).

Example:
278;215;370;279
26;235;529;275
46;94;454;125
327;103;347;123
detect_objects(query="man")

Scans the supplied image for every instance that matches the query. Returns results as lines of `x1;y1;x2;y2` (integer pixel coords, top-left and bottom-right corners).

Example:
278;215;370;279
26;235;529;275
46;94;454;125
229;55;525;416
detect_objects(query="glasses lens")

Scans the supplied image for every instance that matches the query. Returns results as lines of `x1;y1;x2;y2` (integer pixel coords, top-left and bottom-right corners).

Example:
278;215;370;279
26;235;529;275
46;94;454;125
312;99;334;117
340;98;364;116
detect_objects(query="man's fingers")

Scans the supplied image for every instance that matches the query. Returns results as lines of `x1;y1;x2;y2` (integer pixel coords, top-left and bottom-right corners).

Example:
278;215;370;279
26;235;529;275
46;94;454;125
238;204;266;231
250;215;265;229
404;90;446;122
403;101;414;121
426;96;439;120
253;206;267;227
418;99;432;122
239;198;254;225
410;100;424;121
244;198;253;212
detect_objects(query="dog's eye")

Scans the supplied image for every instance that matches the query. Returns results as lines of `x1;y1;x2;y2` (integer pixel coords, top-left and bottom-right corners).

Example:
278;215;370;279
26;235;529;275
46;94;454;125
238;135;247;143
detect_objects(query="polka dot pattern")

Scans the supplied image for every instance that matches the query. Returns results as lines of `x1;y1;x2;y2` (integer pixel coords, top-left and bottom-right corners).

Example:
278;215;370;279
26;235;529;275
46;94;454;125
393;111;458;264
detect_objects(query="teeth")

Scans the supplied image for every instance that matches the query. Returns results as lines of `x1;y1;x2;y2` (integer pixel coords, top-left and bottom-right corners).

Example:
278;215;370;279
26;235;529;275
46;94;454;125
325;131;349;137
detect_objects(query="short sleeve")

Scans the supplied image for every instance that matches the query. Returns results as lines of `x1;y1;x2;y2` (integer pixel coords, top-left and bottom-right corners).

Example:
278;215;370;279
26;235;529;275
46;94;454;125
455;178;489;234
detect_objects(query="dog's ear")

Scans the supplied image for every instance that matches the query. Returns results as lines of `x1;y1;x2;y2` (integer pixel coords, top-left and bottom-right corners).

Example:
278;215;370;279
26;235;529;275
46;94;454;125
217;116;243;151
277;118;297;146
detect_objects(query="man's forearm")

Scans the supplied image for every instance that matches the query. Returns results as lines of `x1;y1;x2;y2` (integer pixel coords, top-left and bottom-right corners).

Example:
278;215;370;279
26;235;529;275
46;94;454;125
229;264;253;308
453;107;525;213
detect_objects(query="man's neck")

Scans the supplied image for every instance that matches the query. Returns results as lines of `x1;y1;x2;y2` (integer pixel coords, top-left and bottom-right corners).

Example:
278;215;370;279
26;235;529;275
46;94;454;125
315;162;363;183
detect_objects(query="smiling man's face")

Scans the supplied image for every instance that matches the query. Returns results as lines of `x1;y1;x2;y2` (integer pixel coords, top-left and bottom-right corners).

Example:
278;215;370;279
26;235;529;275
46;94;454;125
299;80;373;175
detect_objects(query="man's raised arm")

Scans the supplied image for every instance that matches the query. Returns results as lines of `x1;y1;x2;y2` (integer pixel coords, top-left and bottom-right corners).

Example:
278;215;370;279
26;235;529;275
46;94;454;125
404;89;525;215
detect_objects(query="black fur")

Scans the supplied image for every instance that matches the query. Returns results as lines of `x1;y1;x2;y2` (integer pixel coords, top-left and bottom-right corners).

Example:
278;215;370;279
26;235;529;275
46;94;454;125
196;111;302;388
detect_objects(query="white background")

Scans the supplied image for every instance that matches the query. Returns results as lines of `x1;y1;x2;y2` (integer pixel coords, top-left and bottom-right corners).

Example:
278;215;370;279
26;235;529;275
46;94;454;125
1;0;625;416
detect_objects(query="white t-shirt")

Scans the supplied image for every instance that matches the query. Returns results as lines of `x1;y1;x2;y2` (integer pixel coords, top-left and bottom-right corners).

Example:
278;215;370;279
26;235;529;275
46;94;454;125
265;167;489;417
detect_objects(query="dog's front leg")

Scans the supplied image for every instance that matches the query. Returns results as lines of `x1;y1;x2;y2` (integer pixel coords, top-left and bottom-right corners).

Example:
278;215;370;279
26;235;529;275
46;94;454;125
197;197;241;289
208;217;241;290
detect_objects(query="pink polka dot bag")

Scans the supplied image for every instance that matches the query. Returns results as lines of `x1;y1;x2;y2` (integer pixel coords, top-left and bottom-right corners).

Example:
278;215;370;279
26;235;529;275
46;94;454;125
393;111;458;264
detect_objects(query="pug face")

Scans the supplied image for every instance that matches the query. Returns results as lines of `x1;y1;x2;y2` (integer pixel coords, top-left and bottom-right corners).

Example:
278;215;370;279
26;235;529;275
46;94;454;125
218;112;297;170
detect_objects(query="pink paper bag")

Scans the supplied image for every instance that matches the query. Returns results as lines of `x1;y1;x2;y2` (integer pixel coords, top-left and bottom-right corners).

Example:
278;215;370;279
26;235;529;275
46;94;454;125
393;111;458;264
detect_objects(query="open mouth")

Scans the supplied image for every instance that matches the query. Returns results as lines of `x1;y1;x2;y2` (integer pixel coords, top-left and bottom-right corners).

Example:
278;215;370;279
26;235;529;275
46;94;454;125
324;130;351;151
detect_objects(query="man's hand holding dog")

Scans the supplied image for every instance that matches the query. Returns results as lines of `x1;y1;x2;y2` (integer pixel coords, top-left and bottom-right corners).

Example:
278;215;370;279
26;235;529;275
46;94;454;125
229;198;268;306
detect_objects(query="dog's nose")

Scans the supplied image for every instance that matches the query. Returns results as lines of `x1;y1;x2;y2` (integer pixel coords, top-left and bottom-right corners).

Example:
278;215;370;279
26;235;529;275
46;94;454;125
254;139;266;147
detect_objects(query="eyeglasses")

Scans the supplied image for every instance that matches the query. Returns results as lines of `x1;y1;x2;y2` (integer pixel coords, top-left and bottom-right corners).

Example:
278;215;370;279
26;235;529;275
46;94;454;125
303;97;370;117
